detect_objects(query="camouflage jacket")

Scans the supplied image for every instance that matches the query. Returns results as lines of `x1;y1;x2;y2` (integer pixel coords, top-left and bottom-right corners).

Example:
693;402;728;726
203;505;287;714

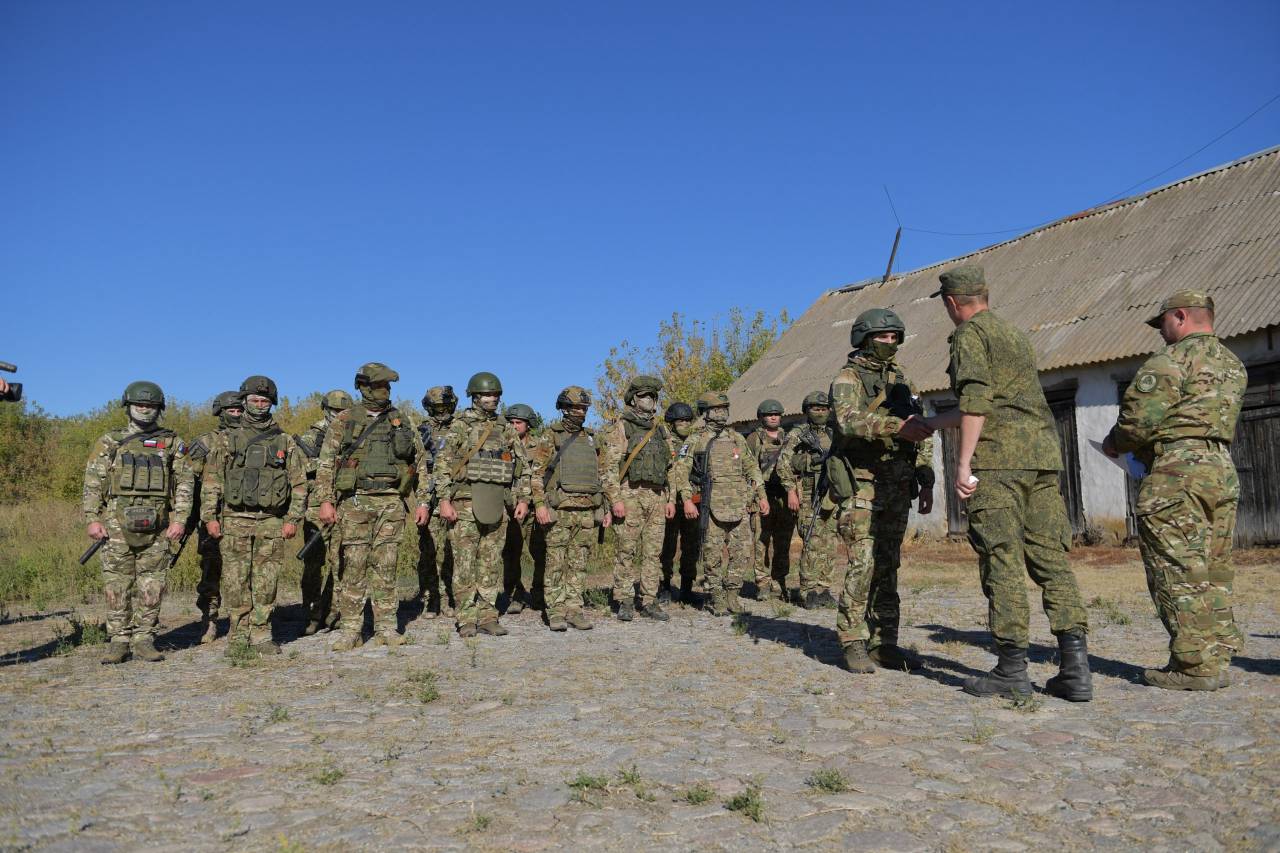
415;414;453;505
600;407;675;496
82;422;195;526
294;417;330;477
670;426;766;517
745;425;789;498
527;423;620;509
947;309;1061;471
200;421;309;524
313;406;425;506
429;407;531;505
777;422;834;496
832;352;935;486
1109;332;1246;464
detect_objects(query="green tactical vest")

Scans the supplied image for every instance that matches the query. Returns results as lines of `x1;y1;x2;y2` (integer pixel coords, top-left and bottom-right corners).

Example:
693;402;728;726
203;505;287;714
108;429;173;500
546;428;603;508
849;362;919;463
335;406;416;493
790;427;831;477
224;427;291;512
621;416;670;486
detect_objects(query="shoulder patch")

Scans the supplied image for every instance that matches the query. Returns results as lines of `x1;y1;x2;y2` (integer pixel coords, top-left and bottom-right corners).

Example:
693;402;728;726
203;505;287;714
1135;373;1158;393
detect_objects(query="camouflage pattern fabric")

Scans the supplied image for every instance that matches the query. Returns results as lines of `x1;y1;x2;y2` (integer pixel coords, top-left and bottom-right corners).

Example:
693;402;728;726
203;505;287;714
81;423;195;642
701;516;754;595
449;503;508;628
746;426;794;596
541;507;596;620
1109;332;1248;676
866;462;914;649
610;484;668;606
778;425;836;594
835;490;876;645
416;413;454;608
334;493;406;636
660;514;700;591
190;428;226;619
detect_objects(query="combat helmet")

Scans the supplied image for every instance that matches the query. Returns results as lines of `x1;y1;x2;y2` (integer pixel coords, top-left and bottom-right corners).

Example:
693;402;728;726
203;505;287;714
664;402;695;423
555;386;592;410
239;375;279;405
801;391;831;411
211;390;242;416
354;362;399;389
849;308;906;349
757;399;784;418
624;375;662;405
121;380;165;410
506;403;536;422
422;385;458;412
696;391;730;414
466;371;503;396
322;390;353;411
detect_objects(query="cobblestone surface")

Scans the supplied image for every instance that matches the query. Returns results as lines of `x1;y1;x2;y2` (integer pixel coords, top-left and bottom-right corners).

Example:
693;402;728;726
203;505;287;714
1;549;1277;851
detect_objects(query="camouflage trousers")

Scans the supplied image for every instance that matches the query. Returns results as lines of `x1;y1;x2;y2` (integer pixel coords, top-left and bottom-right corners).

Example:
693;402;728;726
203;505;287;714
701;515;753;593
99;522;173;642
300;515;341;625
220;513;291;643
543;508;597;620
449;501;507;629
660;514;700;589
195;524;223;619
866;469;914;650
335;493;406;636
796;483;839;594
503;513;546;606
753;494;795;596
611;484;668;607
966;469;1087;647
1136;445;1242;676
416;512;453;606
836;490;876;645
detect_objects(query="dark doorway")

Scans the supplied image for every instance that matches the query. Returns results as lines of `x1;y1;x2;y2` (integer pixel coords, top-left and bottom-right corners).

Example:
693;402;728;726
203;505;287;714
1233;361;1280;547
1044;384;1085;536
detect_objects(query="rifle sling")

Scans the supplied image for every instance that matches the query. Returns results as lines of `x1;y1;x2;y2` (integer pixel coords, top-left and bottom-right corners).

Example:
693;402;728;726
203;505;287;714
339;410;390;470
451;421;495;480
618;423;658;483
541;431;580;488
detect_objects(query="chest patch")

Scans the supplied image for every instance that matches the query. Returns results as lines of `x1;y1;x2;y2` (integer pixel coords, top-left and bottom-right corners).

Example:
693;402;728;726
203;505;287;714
1135;373;1158;393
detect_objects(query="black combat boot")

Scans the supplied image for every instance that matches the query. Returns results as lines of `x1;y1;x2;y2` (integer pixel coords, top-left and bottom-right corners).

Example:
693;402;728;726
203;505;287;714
963;642;1032;697
1044;630;1093;702
616;600;635;622
679;575;695;605
641;601;670;621
802;590;821;610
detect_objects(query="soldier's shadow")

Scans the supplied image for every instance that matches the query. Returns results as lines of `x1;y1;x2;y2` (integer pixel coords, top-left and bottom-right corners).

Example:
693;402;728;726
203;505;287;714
919;624;1148;685
1229;655;1279;676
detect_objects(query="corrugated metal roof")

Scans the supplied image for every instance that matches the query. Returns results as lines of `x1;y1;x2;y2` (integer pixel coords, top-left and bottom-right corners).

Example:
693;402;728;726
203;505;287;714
729;146;1280;420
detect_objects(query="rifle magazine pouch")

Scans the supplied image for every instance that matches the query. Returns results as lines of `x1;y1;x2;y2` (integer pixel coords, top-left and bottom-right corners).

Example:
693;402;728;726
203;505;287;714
335;462;357;493
825;454;855;503
118;452;136;491
470;481;506;525
122;505;161;547
147;454;167;493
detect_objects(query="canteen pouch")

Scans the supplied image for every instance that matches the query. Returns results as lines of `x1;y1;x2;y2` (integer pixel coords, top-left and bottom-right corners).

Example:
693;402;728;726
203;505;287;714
335;462;358;493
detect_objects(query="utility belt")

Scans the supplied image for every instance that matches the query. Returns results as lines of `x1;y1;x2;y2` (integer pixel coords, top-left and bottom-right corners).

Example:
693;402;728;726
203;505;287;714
355;475;399;492
624;480;664;491
1152;437;1229;456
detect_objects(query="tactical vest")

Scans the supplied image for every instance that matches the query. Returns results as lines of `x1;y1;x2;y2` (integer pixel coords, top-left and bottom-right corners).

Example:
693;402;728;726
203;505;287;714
461;419;515;485
621;417;670;486
748;429;785;496
335;406;416;493
857;363;920;461
791;427;831;477
108;429;173;500
224;427;291;512
706;432;749;522
546;429;603;508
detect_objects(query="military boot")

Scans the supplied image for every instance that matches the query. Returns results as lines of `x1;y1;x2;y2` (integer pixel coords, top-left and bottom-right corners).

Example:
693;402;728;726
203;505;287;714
679;576;695;605
963;643;1033;697
324;611;342;631
131;635;164;662
1143;667;1219;691
548;614;568;632
566;610;593;631
657;584;673;605
841;641;876;674
100;640;131;665
457;623;477;639
640;601;670;622
200;618;219;645
616;600;635;622
802;590;821;610
726;590;748;614
381;630;406;648
331;631;363;651
506;596;525;616
708;591;730;617
869;644;921;671
252;638;281;656
815;590;838;609
1218;668;1232;689
478;619;509;637
1044;630;1093;702
303;619;321;636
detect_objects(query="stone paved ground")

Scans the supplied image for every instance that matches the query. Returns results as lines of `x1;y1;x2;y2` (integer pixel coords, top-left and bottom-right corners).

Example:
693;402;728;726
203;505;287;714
1;543;1278;852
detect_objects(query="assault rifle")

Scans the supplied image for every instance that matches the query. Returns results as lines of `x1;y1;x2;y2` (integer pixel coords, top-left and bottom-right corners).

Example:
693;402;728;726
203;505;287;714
78;537;107;566
169;505;199;569
296;527;325;561
693;439;713;536
800;428;834;550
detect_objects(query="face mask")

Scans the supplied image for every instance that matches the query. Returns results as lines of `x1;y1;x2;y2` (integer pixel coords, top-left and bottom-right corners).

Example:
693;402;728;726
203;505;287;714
129;405;159;426
807;409;828;426
633;395;657;415
866;340;899;362
673;421;694;439
244;401;272;425
563;410;586;429
705;408;728;427
431;406;453;421
324;409;338;425
474;394;499;413
361;386;391;409
220;410;242;429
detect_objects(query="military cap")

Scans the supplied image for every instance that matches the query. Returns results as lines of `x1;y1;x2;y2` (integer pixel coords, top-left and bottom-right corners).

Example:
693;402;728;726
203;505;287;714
239;375;279;405
624;375;663;404
506;403;535;422
930;263;988;298
802;391;831;410
1145;290;1215;328
757;399;784;417
696;391;729;413
355;362;399;388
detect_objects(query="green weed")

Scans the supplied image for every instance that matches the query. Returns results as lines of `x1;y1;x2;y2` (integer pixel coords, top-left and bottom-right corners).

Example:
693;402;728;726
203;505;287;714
225;639;260;668
805;768;850;793
725;781;765;822
682;782;715;805
1087;595;1132;626
311;765;344;786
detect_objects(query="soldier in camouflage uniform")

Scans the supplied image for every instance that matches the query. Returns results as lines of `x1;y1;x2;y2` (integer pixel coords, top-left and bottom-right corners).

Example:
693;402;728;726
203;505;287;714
297;389;352;635
187;390;242;644
431;372;531;637
527;387;620;631
1104;290;1246;691
745;399;794;601
82;381;195;664
659;402;701;604
836;309;936;670
601;375;677;621
922;265;1091;700
201;376;309;654
501;403;541;614
778;392;839;609
316;363;423;650
415;385;457;618
672;392;769;617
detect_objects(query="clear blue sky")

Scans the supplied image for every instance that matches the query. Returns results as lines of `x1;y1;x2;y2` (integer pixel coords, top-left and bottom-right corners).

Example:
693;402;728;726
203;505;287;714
4;2;1278;418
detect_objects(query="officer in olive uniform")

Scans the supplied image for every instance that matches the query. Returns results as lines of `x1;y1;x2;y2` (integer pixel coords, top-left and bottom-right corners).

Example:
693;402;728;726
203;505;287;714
528;387;620;631
430;372;531;638
745;399;794;601
671;392;770;617
201;376;309;654
416;385;457;617
297;389;352;635
316;363;424;650
187;390;243;644
1105;290;1247;691
502;403;541;614
659;402;700;604
777;392;839;609
82;381;195;664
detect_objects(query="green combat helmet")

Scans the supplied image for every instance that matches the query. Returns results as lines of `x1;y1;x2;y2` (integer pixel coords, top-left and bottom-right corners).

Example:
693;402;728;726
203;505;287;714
757;399;784;418
466;371;503;396
506;403;535;422
802;391;831;411
211;390;241;416
696;391;730;414
322;390;353;411
849;308;906;349
624;375;662;404
239;375;279;405
422;385;458;412
354;362;400;389
555;386;592;410
664;402;694;423
121;380;165;410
